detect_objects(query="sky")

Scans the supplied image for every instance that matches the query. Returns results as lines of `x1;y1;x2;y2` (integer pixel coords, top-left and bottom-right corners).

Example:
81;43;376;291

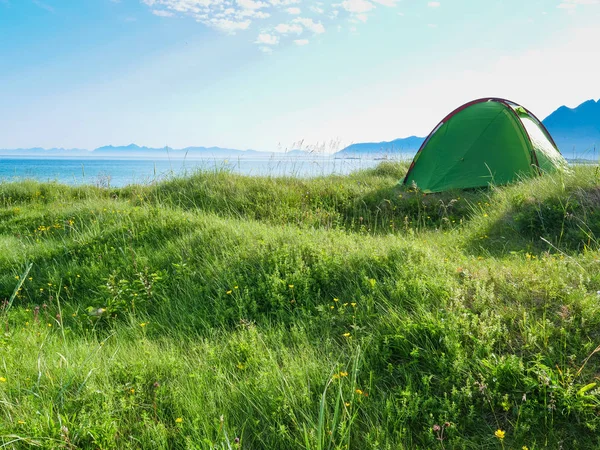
0;0;599;152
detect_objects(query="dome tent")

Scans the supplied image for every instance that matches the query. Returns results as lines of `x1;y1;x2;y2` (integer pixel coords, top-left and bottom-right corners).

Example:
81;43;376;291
403;98;567;193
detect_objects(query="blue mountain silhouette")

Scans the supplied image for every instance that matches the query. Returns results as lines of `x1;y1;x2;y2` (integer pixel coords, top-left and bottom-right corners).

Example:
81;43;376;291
542;99;600;159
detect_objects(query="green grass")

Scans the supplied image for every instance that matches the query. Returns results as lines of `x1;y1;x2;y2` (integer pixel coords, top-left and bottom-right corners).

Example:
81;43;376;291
1;162;600;449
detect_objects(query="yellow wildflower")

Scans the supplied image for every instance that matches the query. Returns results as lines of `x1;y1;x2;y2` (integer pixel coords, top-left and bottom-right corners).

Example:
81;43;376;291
355;389;363;395
339;371;348;377
0;377;6;382
342;332;351;337
494;429;505;440
226;290;232;295
175;417;183;423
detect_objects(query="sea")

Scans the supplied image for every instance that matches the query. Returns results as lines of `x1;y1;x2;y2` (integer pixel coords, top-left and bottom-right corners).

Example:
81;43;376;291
0;155;413;188
1;151;594;188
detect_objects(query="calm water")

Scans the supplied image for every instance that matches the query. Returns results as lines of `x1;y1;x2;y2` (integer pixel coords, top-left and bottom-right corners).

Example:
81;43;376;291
0;156;409;188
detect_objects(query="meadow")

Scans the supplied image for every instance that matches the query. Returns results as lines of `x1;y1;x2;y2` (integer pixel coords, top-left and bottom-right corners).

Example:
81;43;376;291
1;162;600;449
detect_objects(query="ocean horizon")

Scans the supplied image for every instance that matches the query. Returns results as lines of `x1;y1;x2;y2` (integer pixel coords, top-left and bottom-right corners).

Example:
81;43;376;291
0;155;413;188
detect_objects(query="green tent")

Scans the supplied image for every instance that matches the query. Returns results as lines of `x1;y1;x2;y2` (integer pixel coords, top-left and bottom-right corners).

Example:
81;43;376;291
403;98;567;193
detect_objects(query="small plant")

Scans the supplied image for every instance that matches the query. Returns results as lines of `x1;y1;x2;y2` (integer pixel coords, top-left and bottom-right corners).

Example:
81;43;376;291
97;268;165;319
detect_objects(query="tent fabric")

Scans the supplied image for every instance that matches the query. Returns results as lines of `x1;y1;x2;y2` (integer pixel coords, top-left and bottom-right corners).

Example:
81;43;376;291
516;113;567;173
403;98;566;193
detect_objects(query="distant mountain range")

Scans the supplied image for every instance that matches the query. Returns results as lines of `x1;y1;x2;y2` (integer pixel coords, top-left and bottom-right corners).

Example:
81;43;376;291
0;144;306;159
2;99;598;159
334;98;600;158
543;99;600;158
93;144;266;157
334;136;425;157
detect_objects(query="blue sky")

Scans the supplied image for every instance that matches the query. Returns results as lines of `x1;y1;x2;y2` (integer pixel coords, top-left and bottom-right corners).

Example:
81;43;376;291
0;0;598;151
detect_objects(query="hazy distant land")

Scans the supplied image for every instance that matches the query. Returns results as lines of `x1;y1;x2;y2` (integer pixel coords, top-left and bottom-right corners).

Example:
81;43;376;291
1;99;598;160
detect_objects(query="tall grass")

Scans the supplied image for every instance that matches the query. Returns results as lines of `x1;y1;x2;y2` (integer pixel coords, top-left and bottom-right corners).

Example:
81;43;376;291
0;163;599;448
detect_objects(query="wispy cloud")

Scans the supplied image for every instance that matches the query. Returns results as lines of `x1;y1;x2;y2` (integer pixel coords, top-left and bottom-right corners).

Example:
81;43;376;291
557;0;598;9
337;0;399;23
255;32;279;44
372;0;399;5
340;0;376;14
141;0;398;50
152;9;174;17
32;0;54;12
293;17;325;34
274;23;303;33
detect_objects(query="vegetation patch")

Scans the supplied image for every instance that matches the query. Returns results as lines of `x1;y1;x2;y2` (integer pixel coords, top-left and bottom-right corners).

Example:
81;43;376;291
1;163;599;449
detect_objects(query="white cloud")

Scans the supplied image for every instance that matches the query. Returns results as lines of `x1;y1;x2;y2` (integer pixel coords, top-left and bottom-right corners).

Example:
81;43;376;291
427;1;441;7
372;0;398;5
294;38;310;45
338;0;396;22
293;17;326;33
32;0;54;12
210;18;252;32
141;0;398;51
237;0;269;10
255;32;279;44
152;9;174;17
268;0;301;5
341;0;375;13
275;23;303;33
557;0;598;9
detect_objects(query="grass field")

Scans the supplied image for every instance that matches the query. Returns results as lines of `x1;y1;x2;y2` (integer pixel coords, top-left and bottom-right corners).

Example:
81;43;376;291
1;162;600;449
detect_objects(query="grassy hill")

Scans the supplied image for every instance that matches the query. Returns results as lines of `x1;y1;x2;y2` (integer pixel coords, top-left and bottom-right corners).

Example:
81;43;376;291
1;163;600;449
